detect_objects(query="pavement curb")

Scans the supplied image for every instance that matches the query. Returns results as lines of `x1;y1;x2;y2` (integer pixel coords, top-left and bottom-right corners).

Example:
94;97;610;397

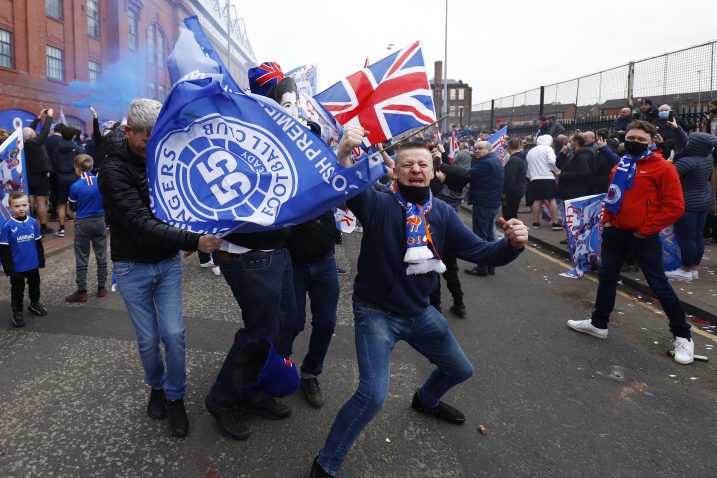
460;204;717;324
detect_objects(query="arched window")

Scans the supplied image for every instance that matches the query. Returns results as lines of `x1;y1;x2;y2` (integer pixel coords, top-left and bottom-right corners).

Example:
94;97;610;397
64;115;87;134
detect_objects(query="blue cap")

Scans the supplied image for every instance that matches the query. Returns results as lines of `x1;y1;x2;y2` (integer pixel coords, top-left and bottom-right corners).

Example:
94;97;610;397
248;61;284;97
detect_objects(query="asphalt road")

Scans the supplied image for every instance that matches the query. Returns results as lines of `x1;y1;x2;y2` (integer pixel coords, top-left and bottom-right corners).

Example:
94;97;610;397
1;217;715;478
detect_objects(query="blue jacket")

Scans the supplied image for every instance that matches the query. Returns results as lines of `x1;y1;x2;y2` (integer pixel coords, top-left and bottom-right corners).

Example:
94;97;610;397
674;132;717;211
347;187;521;316
469;152;504;208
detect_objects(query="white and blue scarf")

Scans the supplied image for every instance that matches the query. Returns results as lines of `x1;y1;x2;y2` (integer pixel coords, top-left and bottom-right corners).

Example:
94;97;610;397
390;181;446;275
604;149;653;214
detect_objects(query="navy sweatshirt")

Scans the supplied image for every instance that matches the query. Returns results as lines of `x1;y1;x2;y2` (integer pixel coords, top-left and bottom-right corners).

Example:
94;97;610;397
347;187;521;316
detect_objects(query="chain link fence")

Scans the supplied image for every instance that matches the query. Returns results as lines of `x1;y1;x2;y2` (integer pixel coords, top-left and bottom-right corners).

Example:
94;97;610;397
472;40;717;138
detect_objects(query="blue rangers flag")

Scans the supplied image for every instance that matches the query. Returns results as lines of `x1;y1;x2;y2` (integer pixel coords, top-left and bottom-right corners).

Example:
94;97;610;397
0;129;27;240
315;41;436;146
148;17;386;236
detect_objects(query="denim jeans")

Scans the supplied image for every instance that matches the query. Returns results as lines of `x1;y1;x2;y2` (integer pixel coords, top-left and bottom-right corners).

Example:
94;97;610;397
590;227;691;339
471;204;499;274
674;210;709;268
113;255;186;400
291;253;339;378
209;248;297;408
318;303;474;475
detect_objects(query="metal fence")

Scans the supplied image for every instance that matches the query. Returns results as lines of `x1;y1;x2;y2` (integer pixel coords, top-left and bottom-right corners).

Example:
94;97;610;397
471;40;717;137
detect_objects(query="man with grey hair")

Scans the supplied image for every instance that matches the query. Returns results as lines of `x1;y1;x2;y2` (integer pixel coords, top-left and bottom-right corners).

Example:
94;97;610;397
23;108;54;234
99;99;222;438
582;131;599;156
613;107;632;136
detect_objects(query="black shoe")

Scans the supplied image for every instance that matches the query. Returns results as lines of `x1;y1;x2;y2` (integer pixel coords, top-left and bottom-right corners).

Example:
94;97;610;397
336;267;348;276
551;223;562;231
449;304;467;318
205;395;249;441
301;377;325;408
166;398;189;437
147;388;166;419
411;391;465;424
27;302;48;316
40;225;54;235
310;456;332;478
11;311;25;328
246;397;291;420
559;239;568;244
465;267;487;277
531;222;541;229
487;269;495;275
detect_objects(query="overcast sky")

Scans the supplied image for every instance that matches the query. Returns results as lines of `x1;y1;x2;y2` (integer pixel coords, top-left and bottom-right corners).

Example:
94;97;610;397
232;0;717;103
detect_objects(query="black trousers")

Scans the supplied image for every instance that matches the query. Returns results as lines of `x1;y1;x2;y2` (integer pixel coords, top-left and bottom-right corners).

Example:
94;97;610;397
430;255;464;309
10;269;41;312
502;195;522;221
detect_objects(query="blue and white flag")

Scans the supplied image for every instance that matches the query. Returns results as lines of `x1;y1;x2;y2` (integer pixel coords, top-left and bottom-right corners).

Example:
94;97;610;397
486;126;509;164
560;194;605;278
148;17;386;236
0;129;27;240
287;64;318;97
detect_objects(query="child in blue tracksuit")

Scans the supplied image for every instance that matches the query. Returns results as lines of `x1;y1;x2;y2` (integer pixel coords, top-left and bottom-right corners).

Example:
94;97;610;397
0;191;47;327
65;154;107;302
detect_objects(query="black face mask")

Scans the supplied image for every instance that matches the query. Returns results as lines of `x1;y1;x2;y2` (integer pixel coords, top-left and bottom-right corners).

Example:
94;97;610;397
624;140;649;156
397;182;430;205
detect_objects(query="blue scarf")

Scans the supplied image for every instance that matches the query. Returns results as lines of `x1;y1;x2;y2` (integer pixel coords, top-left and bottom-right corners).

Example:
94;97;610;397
390;181;446;275
604;150;653;213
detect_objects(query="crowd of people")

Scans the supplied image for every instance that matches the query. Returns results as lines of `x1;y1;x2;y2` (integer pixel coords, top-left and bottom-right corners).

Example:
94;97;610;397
0;87;715;477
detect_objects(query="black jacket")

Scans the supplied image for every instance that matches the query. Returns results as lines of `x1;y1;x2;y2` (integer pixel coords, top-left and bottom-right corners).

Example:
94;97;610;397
286;210;336;266
24;117;53;175
556;147;592;200
589;144;620;194
52;140;85;175
98;130;201;262
503;152;528;197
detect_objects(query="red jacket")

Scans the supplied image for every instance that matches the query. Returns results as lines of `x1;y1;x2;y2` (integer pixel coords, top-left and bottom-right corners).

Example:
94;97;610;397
603;151;684;237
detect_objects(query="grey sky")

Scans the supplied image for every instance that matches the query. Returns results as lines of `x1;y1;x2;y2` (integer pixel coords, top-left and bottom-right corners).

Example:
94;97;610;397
232;0;717;104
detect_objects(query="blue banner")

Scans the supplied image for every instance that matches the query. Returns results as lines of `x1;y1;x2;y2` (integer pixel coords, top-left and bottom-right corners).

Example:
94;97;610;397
147;18;386;236
0;129;28;240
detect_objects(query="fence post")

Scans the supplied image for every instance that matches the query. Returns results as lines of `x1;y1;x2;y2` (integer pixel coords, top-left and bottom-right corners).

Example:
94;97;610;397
627;61;635;107
490;99;495;130
711;42;715;98
539;86;545;117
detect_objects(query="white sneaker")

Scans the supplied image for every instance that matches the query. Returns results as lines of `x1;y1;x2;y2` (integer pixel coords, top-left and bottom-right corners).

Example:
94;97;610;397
665;269;693;282
567;319;608;339
691;270;699;280
200;259;215;268
211;266;221;276
673;337;694;364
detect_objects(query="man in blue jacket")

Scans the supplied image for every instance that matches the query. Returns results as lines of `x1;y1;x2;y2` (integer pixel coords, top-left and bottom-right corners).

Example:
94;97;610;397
309;127;528;478
466;141;505;276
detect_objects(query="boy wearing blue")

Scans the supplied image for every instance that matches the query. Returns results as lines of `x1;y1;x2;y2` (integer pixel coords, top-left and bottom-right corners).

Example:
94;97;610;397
66;154;107;302
0;191;47;328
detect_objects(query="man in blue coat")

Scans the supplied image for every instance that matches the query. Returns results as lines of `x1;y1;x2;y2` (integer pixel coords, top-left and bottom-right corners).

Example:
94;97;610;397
309;126;528;478
465;141;505;276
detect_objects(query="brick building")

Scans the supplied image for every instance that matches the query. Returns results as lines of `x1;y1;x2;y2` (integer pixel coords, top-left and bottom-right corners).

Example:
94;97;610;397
430;60;472;130
0;0;257;132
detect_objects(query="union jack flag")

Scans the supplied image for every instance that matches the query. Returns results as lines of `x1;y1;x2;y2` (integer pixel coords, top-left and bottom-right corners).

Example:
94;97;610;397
315;42;436;146
248;61;284;96
448;131;459;161
486;126;509;165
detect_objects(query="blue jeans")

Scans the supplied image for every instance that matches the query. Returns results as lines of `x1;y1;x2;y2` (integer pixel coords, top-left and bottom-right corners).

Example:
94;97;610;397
674;210;709;268
318;303;474;475
471;204;499;274
590;227;691;339
113;255;186;400
209;248;297;408
291;253;339;378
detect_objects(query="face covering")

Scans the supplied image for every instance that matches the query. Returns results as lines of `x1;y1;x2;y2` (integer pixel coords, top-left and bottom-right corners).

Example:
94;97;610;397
397;182;430;205
624;140;649;156
658;111;669;120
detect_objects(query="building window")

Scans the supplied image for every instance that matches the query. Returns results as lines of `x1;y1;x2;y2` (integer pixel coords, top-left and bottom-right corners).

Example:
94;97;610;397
89;60;100;86
148;82;156;99
147;25;156;65
158;85;166;101
46;46;64;81
45;0;63;21
87;0;100;37
65;116;86;134
450;89;456;100
128;9;138;51
157;29;166;67
0;29;13;69
458;89;464;101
